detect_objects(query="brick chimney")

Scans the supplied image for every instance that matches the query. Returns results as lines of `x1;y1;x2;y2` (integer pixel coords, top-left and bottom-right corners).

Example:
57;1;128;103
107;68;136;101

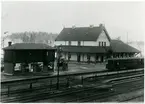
99;23;103;27
8;41;12;46
89;25;94;28
72;25;76;29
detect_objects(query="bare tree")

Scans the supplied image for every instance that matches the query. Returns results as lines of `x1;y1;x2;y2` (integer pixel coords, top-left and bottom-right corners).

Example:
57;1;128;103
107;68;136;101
6;31;58;45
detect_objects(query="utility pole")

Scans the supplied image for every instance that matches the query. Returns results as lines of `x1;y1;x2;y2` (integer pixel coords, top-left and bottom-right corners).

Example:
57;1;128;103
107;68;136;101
2;31;9;48
56;45;62;90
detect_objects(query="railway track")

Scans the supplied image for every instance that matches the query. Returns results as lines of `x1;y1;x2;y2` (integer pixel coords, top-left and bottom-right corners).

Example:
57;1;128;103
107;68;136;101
84;79;144;102
1;82;67;96
1;84;104;103
1;69;143;96
35;77;144;103
120;95;144;102
61;77;143;102
1;70;144;103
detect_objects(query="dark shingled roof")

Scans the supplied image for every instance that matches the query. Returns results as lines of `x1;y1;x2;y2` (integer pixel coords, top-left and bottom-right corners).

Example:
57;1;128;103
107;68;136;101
55;26;111;41
110;40;140;53
3;43;56;50
61;46;110;53
60;40;140;53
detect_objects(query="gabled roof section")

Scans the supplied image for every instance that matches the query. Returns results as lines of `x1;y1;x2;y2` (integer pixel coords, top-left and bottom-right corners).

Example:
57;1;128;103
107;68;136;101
110;40;140;53
55;24;111;41
3;43;56;50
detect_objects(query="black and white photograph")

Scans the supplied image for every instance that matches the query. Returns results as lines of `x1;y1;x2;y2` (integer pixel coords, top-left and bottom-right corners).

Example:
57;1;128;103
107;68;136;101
1;1;144;103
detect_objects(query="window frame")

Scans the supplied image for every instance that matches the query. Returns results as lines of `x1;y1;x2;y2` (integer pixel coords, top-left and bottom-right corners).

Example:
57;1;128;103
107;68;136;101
78;41;81;46
68;41;71;46
102;42;104;46
104;42;106;46
99;41;101;46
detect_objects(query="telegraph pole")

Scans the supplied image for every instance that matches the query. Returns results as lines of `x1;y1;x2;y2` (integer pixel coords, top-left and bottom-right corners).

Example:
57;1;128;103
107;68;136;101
56;45;62;90
2;31;9;48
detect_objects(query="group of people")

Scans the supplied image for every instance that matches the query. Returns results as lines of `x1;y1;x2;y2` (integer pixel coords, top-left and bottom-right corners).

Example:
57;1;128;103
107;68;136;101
14;62;54;73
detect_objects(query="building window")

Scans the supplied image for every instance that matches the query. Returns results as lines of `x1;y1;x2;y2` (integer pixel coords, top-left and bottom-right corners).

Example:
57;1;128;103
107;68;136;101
99;42;101;46
99;41;107;46
104;42;106;46
69;41;71;45
78;41;81;46
102;42;104;46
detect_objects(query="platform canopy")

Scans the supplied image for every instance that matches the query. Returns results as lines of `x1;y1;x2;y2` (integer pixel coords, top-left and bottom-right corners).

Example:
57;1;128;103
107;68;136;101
110;40;140;53
59;40;140;54
60;46;109;53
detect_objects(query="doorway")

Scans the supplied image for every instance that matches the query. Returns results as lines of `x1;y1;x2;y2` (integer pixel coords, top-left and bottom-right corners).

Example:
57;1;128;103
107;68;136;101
101;56;104;62
77;54;81;62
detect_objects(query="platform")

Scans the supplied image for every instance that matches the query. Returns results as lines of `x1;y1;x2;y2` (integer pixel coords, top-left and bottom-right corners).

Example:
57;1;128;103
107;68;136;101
1;69;106;83
1;63;106;83
1;63;107;82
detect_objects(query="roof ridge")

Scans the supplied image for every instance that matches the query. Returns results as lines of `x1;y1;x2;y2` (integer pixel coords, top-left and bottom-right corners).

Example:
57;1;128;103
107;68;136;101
64;26;99;29
3;43;55;50
56;26;104;41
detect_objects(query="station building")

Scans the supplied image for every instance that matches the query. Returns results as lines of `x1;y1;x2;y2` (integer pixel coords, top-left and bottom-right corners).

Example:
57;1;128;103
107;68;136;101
3;42;56;75
55;24;140;63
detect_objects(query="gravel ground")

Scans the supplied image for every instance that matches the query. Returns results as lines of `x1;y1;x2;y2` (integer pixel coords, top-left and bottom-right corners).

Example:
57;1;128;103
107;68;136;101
99;87;144;102
127;96;144;102
68;63;106;72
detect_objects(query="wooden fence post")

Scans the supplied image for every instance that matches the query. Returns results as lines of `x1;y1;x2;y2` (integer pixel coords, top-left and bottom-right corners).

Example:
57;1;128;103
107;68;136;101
50;80;52;90
66;77;70;88
7;86;10;97
81;76;83;85
30;83;32;89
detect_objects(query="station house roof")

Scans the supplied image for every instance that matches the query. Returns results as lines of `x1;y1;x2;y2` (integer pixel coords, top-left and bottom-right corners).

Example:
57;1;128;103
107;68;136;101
55;24;140;53
55;24;111;41
110;40;140;53
3;43;56;50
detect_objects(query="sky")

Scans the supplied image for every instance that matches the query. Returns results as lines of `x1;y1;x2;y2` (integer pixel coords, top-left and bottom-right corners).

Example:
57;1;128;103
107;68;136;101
1;1;145;42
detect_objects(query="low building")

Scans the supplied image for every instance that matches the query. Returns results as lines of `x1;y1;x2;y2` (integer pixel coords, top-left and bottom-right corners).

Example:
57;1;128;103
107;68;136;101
3;42;56;75
55;24;140;63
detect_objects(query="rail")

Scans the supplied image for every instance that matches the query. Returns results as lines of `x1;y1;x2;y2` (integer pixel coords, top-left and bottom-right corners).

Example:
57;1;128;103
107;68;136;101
103;73;144;83
1;68;144;97
1;68;143;85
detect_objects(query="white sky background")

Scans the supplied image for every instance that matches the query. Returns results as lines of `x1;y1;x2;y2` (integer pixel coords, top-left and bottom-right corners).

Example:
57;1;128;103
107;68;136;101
1;1;145;42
